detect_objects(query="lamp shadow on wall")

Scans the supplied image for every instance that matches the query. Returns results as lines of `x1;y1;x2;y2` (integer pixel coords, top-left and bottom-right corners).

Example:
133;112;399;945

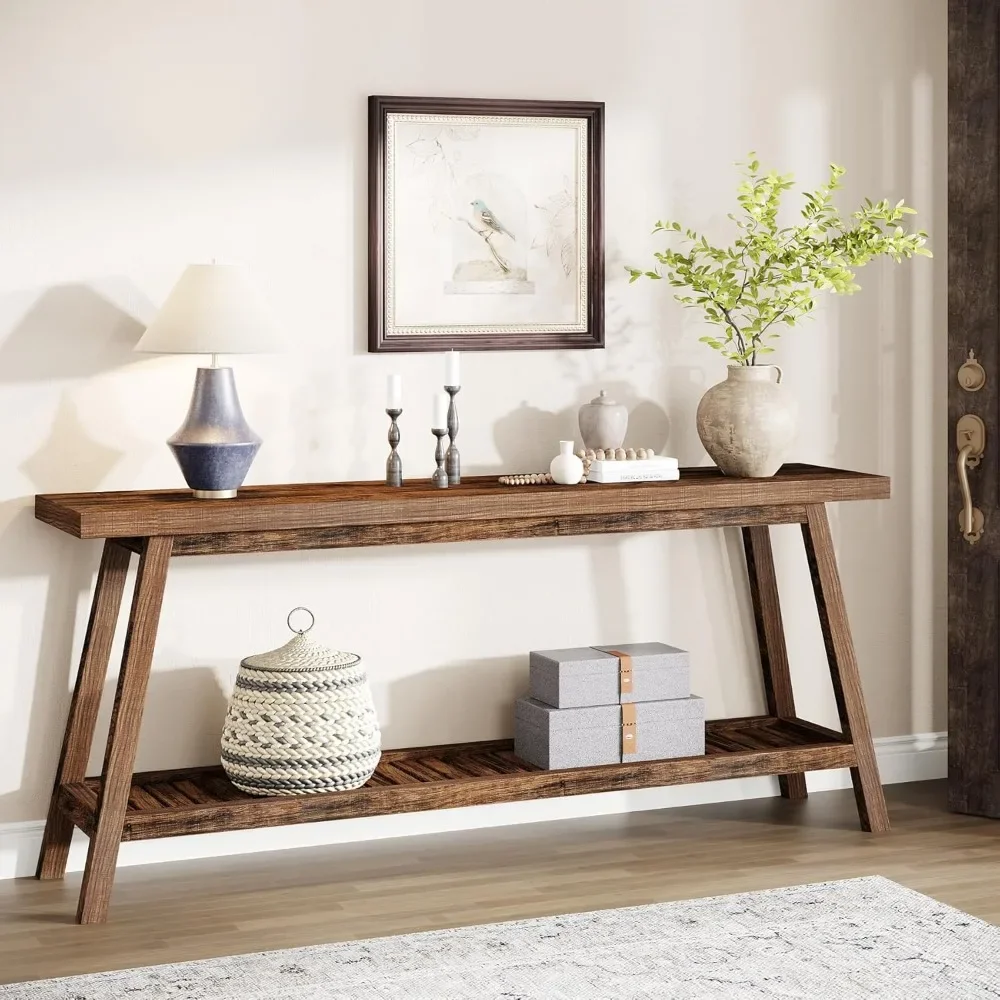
19;397;126;494
1;282;150;494
0;283;145;383
0;282;158;825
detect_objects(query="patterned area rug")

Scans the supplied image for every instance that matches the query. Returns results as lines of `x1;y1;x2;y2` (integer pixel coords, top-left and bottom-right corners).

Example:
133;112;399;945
4;877;1000;998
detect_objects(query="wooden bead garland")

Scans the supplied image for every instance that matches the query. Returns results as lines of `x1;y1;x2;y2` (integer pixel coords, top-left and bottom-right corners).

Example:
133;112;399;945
498;473;558;486
576;447;657;480
497;448;659;487
579;447;655;462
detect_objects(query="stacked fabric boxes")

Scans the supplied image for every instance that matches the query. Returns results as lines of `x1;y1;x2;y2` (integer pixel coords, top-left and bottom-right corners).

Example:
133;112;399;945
514;643;705;769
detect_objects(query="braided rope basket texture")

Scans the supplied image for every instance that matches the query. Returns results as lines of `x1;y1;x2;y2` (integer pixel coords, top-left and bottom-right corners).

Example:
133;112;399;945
221;623;382;796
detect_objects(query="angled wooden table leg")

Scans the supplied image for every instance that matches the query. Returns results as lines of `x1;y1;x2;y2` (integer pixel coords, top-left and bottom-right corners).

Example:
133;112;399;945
802;504;889;833
36;541;132;880
77;536;173;924
742;525;808;801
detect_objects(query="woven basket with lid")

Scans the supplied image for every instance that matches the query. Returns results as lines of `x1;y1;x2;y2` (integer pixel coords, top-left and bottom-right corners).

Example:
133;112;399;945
221;609;381;796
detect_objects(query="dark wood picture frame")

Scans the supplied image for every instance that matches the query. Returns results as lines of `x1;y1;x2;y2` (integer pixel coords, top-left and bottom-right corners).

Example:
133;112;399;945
368;95;604;353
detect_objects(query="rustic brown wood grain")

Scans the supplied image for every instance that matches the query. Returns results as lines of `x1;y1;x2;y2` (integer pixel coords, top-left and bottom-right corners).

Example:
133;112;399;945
802;505;890;833
34;466;889;541
56;782;97;838
948;0;1000;819
743;526;809;800
55;719;855;843
168;505;809;555
35;466;891;922
36;541;132;880
77;537;173;924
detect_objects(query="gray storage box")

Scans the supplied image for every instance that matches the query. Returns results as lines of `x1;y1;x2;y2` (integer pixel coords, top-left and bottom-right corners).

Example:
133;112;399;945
529;642;689;708
514;695;705;770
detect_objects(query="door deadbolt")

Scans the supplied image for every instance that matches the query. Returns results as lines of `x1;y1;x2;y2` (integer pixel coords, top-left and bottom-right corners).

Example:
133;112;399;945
958;349;987;392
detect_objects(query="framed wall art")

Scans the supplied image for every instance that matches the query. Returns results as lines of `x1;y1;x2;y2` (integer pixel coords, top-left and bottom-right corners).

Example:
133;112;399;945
368;96;604;353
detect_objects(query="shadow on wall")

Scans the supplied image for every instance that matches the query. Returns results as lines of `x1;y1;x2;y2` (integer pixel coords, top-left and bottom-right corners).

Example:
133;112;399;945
0;653;231;823
99;666;231;772
0;501;97;823
0;282;151;495
662;366;712;466
379;657;528;749
482;385;670;476
0;283;145;383
20;396;126;494
553;242;670;406
0;281;197;825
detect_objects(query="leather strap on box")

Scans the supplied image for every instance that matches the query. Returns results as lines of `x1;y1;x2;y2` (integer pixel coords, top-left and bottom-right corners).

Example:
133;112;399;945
606;649;634;700
621;702;637;756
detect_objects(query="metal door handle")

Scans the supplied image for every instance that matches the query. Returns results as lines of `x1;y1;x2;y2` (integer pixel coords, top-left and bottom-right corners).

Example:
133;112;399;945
956;414;986;543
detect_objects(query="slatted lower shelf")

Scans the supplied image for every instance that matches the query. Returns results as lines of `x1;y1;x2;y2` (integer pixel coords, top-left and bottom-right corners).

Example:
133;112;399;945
59;716;855;842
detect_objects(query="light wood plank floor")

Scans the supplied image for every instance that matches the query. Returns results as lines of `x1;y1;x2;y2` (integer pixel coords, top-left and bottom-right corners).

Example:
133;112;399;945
1;780;999;985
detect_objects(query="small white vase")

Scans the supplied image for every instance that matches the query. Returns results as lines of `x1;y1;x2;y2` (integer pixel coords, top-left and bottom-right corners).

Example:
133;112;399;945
695;365;797;478
550;440;585;485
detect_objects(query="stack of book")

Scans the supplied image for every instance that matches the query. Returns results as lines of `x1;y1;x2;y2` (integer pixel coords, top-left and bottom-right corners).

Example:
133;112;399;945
587;455;680;484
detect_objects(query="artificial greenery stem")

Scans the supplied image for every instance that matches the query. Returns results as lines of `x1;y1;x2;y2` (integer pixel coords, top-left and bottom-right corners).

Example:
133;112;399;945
628;156;931;365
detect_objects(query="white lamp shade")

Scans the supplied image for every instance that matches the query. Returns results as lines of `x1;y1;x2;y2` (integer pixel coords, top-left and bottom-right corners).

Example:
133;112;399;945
135;264;283;355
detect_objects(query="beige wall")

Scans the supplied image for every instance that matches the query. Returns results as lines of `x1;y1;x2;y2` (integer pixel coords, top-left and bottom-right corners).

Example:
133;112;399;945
0;0;946;828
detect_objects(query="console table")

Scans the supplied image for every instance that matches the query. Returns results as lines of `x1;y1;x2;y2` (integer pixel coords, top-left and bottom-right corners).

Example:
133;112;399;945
33;464;890;923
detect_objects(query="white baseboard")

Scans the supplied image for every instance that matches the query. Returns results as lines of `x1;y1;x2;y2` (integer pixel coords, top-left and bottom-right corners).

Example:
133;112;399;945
0;732;947;881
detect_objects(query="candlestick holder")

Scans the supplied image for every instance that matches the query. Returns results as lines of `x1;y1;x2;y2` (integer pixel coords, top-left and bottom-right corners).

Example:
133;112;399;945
386;408;402;487
444;385;460;485
431;428;449;488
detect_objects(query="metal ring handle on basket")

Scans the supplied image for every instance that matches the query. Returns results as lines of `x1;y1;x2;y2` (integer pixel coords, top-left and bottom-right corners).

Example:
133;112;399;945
286;606;316;635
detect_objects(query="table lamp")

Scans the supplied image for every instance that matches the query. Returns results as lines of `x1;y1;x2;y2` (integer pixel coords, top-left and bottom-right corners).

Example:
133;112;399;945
135;263;281;499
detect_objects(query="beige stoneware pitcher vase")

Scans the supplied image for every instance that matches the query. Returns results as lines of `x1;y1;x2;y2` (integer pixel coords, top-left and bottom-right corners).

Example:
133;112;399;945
695;365;797;478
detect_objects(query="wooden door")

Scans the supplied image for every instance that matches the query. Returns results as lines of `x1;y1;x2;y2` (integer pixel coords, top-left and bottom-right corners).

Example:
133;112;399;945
949;0;1000;818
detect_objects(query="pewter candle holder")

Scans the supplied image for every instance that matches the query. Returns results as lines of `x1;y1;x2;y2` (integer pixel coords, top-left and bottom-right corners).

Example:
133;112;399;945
444;385;461;485
386;408;402;487
431;428;449;488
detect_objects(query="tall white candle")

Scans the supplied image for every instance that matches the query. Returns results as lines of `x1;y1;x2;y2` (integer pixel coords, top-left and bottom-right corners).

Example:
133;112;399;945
445;350;460;386
387;374;402;409
433;391;449;428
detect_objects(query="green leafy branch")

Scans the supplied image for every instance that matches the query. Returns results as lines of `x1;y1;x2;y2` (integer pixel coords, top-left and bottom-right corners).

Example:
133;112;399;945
627;156;931;365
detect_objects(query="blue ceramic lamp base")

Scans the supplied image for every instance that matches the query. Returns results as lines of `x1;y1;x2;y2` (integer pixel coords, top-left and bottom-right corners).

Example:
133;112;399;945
168;366;261;499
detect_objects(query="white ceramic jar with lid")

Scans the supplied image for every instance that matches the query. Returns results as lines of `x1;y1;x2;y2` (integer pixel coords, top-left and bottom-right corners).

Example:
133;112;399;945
578;390;628;452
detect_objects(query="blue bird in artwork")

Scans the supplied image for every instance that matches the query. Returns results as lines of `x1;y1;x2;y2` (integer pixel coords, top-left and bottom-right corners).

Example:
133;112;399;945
470;199;515;241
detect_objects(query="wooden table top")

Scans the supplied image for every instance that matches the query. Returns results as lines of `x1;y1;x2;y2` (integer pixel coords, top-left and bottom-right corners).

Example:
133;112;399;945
35;465;889;542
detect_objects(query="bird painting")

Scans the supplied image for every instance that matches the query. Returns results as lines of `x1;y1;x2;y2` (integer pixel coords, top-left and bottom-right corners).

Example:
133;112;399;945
470;199;515;241
467;198;515;274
